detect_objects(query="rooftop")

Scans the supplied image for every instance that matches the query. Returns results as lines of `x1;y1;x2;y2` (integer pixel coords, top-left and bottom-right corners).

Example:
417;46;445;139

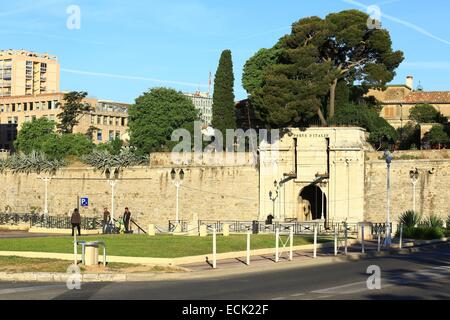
0;49;57;60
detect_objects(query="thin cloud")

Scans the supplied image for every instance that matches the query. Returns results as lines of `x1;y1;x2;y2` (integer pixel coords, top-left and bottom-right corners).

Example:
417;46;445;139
402;61;450;69
61;68;209;88
343;0;450;46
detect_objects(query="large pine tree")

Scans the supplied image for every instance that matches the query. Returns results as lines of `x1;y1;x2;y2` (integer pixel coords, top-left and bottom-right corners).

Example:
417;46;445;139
212;50;236;136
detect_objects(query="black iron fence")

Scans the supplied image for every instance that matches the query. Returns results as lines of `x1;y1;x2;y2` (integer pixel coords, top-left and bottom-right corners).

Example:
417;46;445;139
0;213;100;230
167;220;363;236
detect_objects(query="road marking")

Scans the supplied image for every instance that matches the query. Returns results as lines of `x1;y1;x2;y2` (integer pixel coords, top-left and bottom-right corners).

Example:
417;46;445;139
0;285;65;296
290;292;305;297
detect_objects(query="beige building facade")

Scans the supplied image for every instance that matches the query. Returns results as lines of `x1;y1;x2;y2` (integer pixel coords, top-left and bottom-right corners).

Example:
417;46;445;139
259;127;370;224
0;50;129;151
368;76;450;128
0;50;60;97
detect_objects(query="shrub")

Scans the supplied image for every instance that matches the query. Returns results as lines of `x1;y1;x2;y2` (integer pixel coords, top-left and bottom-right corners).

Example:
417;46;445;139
405;227;444;240
446;214;450;230
399;210;422;228
421;215;444;229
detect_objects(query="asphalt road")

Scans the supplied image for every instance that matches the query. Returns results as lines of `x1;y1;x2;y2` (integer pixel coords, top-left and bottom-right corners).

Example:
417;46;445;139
0;243;449;300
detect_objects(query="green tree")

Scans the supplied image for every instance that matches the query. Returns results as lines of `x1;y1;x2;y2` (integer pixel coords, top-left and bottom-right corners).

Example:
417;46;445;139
397;122;420;150
332;103;397;149
40;133;95;159
14;118;55;154
409;104;447;123
243;10;403;126
96;137;123;155
128;87;198;155
212;50;236;135
423;125;450;149
242;47;281;96
56;91;91;134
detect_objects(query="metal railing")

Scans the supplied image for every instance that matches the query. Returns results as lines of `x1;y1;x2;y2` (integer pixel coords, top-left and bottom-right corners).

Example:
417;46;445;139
0;213;40;226
164;220;362;236
31;216;99;230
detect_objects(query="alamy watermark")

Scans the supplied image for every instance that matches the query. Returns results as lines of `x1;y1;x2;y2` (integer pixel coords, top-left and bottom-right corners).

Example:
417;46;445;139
170;121;281;176
366;265;381;290
66;264;82;290
66;5;81;30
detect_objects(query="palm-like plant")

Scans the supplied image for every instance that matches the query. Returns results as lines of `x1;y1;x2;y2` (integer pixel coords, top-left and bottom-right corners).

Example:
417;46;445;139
82;148;149;177
7;151;66;175
421;214;444;229
399;210;422;228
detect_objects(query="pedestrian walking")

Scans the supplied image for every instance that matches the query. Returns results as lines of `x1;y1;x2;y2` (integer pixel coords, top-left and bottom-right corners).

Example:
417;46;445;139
123;207;131;233
71;208;81;236
102;207;111;234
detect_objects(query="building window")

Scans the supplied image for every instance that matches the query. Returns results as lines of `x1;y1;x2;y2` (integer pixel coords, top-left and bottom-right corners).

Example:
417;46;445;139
109;130;114;141
97;116;101;125
103;116;108;125
97;129;103;142
115;131;121;139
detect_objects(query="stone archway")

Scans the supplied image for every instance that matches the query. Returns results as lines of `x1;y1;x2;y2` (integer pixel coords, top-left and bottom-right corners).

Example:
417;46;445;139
297;185;327;221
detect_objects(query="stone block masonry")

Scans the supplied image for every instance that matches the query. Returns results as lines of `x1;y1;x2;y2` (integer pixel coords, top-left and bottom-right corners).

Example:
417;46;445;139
1;161;260;228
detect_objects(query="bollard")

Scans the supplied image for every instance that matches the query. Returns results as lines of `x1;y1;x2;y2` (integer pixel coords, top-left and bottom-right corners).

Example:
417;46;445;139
148;224;155;236
289;227;293;261
73;233;77;265
361;224;365;254
246;231;251;266
199;225;207;237
212;227;217;269
344;222;348;255
377;232;381;252
399;224;403;249
334;228;338;256
313;224;317;259
275;228;279;263
223;223;230;237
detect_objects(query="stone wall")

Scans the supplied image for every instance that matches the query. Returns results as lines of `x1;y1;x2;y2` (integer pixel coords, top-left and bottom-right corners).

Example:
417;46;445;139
0;160;259;228
364;151;450;222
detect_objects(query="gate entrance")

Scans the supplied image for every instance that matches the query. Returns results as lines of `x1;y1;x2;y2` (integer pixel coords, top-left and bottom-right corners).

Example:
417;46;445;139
298;185;327;221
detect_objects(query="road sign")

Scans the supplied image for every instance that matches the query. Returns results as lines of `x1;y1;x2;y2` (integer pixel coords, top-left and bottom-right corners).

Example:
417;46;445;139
80;197;89;207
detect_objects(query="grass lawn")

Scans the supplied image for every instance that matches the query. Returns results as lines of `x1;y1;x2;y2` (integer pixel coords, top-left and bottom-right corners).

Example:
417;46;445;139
0;256;185;273
0;234;331;258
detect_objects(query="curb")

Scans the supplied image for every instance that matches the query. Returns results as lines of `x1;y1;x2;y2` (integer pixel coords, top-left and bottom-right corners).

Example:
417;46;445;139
0;240;447;283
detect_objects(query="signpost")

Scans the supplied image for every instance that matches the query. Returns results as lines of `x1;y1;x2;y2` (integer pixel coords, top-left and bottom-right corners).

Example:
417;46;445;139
80;197;89;207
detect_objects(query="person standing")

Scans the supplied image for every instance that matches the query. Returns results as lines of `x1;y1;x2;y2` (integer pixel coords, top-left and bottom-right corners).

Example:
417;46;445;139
102;207;111;234
71;208;81;236
123;207;131;233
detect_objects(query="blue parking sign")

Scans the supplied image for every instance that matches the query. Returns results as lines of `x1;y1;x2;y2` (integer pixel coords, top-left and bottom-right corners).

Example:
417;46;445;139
80;197;89;207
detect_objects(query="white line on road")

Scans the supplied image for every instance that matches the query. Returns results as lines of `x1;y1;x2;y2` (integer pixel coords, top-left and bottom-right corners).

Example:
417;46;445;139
0;285;65;295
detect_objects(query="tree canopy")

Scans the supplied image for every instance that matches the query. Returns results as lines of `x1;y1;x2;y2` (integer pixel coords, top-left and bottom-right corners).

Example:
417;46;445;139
56;91;91;134
128;87;199;155
423;125;450;149
14;117;94;160
409;104;447;124
212;50;236;135
244;10;404;128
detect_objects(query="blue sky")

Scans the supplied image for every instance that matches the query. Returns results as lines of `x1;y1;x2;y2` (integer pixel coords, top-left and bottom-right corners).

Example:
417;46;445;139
2;0;450;103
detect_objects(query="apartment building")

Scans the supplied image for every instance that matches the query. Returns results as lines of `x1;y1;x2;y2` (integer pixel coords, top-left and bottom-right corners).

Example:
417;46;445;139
0;50;129;152
0;49;60;97
367;76;450;128
0;93;129;151
184;91;213;125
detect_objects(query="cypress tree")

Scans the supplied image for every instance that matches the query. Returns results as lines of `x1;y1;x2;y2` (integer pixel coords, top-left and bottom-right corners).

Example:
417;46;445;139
212;50;236;138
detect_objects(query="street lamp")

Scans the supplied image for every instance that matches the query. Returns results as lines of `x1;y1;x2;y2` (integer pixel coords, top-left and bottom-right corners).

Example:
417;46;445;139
269;180;280;220
384;150;394;247
409;168;419;213
171;168;184;223
38;175;52;217
106;168;119;221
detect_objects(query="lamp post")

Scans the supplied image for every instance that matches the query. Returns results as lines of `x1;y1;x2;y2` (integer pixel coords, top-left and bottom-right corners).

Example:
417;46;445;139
38;176;52;217
409;168;419;213
170;168;185;223
384;150;393;247
269;180;279;220
106;168;119;221
320;182;326;220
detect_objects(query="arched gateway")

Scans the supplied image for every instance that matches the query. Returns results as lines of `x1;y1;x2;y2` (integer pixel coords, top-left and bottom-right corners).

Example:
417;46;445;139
298;185;327;221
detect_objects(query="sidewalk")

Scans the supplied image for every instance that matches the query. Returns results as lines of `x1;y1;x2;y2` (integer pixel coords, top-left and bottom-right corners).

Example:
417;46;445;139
0;238;447;283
